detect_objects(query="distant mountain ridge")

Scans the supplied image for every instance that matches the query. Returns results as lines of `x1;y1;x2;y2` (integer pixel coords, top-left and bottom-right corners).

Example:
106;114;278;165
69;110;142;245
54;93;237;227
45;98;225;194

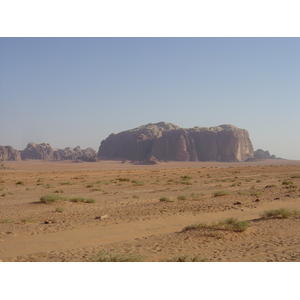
0;122;280;162
0;143;97;162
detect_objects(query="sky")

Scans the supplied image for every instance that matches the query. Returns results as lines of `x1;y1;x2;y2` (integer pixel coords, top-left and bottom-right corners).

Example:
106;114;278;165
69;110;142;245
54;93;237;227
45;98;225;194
1;37;300;159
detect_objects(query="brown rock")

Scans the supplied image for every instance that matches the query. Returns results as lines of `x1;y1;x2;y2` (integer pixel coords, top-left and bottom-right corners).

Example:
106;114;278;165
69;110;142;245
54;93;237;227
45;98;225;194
254;149;277;159
0;146;21;161
98;122;180;161
21;143;97;162
98;122;254;162
151;129;198;161
21;142;56;160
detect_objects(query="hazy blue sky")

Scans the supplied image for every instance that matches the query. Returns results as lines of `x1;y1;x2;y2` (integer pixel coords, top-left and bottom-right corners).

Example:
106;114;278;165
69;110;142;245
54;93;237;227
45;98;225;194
1;37;300;159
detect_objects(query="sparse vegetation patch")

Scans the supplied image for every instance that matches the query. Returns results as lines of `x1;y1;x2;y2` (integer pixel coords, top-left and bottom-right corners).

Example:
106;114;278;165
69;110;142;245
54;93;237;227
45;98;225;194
183;218;249;232
260;208;300;219
88;251;144;262
213;190;230;197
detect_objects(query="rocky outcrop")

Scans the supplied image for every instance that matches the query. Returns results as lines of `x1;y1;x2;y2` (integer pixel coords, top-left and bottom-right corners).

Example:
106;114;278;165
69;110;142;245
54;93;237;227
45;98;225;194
138;156;161;165
98;122;180;161
21;143;97;162
254;149;277;160
98;122;254;162
0;146;21;161
21;143;57;160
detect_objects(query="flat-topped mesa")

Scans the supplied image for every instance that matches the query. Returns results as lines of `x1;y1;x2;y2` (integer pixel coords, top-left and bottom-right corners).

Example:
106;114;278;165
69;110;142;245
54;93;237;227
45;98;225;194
98;122;255;162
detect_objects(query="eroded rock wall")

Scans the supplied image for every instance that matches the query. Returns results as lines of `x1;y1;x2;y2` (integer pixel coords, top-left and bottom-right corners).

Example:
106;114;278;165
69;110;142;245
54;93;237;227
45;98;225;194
98;122;255;162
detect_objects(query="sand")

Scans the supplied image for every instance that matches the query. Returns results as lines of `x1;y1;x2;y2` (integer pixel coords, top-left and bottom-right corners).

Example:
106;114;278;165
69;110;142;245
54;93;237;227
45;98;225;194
1;159;300;262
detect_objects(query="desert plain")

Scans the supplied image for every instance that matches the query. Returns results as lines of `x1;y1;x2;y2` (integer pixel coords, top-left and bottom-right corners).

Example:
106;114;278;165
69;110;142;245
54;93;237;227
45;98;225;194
1;159;300;262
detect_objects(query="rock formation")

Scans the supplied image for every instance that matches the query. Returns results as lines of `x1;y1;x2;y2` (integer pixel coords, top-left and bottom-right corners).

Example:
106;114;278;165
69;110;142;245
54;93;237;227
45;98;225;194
254;149;277;160
98;122;255;162
98;122;180;161
0;146;21;161
21;143;98;162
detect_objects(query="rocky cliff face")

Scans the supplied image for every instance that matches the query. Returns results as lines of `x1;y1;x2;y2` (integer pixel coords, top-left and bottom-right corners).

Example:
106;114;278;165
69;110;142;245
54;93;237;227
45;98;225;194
0;146;21;161
98;122;180;161
98;122;255;162
21;143;98;162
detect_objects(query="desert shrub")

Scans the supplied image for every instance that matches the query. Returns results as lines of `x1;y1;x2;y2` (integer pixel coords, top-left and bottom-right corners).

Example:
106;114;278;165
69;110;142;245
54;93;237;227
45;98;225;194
282;180;294;185
69;197;96;203
1;192;13;197
283;184;298;190
60;182;74;185
54;189;64;193
55;207;65;212
183;218;249;232
85;184;94;188
183;222;208;231
72;175;86;180
260;207;298;219
213;190;230;197
40;194;65;204
44;184;56;189
0;218;14;223
69;197;86;203
132;195;139;198
177;195;187;200
219;218;249;232
250;191;262;197
90;188;103;192
237;190;247;195
159;197;174;202
181;176;192;180
131;180;145;186
85;198;96;203
88;251;144;262
16;181;25;185
165;255;207;262
21;218;36;223
291;175;300;178
264;185;277;188
116;177;130;182
190;193;204;200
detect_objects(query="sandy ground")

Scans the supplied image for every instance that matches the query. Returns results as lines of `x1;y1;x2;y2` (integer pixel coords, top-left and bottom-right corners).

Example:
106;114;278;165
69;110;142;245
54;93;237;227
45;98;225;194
1;159;300;262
